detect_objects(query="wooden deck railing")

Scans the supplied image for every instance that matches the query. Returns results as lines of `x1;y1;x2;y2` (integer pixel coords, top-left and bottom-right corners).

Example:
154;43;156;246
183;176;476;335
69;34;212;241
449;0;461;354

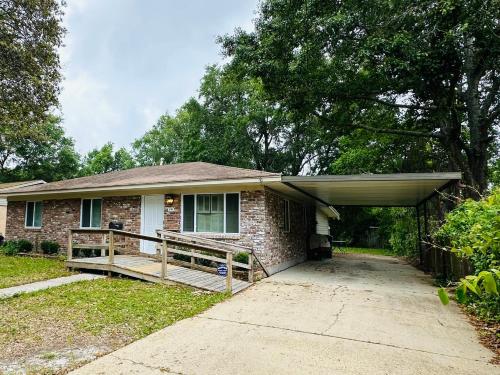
68;228;253;292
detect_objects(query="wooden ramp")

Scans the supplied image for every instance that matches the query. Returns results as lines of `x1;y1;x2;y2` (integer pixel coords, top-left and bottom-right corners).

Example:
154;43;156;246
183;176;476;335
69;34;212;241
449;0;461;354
67;255;252;294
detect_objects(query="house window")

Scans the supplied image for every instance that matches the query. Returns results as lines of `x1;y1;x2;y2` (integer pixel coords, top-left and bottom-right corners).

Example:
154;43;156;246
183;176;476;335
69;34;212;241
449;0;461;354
283;199;290;232
182;193;239;233
81;198;102;228
25;201;42;228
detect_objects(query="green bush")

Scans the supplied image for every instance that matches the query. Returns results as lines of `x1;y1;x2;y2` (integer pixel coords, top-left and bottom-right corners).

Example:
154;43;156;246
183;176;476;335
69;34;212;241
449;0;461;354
233;252;249;264
436;188;500;320
41;240;60;255
0;241;20;256
16;239;33;253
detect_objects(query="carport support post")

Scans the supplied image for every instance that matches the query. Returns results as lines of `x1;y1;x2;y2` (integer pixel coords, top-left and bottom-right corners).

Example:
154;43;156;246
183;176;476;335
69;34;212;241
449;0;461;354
416;205;423;266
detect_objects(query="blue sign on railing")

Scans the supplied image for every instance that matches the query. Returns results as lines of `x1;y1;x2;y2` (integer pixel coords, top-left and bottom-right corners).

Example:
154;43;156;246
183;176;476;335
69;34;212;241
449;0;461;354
217;265;228;276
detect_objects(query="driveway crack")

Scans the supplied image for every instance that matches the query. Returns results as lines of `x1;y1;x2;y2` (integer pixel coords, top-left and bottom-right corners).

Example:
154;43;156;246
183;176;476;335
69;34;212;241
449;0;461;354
109;354;185;374
197;316;490;364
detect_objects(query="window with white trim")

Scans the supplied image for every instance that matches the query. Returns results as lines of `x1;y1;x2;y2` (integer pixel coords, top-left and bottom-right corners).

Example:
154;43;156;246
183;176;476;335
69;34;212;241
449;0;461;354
283;199;290;232
182;193;239;233
81;198;102;228
25;201;42;228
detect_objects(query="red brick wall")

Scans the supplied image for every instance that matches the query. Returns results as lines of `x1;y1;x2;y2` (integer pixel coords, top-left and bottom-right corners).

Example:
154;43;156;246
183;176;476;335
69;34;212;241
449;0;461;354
164;194;181;231
263;188;310;273
5;196;141;253
5;190;310;274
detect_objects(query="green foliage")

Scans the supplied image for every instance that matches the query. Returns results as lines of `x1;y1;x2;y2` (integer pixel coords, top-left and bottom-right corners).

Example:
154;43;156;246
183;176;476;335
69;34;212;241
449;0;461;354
0;0;65;156
387;209;418;258
133;66;334;175
1;239;33;255
233;252;249;264
436;189;500;320
221;0;500;193
436;188;499;272
0;116;80;183
437;288;450;305
16;239;33;253
0;241;20;256
80;142;135;176
40;240;60;255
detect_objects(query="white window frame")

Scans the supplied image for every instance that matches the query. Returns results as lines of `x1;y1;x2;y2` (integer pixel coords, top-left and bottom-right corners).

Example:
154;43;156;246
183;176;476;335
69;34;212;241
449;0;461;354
80;198;103;229
25;201;42;229
283;199;290;233
181;192;240;234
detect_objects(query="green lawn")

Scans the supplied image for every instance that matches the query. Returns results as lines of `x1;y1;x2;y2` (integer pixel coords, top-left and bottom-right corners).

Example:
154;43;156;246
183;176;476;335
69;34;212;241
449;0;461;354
0;278;227;373
337;247;392;256
0;255;72;289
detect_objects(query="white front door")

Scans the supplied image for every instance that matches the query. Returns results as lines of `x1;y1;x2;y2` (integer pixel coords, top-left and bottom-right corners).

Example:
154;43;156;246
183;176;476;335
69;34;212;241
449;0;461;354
141;195;164;254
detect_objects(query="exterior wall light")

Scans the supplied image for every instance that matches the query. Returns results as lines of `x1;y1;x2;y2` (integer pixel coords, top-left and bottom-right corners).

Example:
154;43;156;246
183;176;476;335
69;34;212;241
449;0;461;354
165;195;174;205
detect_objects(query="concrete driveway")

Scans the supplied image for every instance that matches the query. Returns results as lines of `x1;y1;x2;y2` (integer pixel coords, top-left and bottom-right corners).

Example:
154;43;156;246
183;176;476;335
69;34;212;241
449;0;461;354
71;253;496;375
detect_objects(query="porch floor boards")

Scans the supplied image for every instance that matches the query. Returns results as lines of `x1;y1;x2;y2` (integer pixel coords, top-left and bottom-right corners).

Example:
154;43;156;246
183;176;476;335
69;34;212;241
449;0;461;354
66;255;251;294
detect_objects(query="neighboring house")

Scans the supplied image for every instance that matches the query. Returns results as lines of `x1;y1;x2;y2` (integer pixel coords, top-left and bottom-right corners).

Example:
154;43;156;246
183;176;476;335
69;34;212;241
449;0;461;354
0;180;46;237
1;163;337;274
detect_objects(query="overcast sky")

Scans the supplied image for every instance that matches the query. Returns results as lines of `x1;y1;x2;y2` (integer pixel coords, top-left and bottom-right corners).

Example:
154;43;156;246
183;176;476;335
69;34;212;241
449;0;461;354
59;0;258;154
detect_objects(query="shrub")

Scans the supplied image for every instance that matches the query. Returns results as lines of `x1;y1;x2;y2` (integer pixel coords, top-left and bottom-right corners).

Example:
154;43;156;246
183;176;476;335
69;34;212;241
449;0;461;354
41;240;60;254
436;188;500;320
0;241;20;256
17;239;33;253
233;252;249;264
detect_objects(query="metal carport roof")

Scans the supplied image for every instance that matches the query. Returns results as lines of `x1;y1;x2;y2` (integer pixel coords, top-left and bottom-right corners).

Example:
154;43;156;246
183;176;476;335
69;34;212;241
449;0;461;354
268;172;462;207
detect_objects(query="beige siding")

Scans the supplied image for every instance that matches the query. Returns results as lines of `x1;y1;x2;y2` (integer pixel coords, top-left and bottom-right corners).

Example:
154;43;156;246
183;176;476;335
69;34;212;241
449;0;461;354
0;199;6;236
315;209;330;236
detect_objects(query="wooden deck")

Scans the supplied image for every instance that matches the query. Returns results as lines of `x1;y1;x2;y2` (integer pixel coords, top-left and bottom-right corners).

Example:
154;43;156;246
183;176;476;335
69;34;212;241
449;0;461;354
67;255;252;294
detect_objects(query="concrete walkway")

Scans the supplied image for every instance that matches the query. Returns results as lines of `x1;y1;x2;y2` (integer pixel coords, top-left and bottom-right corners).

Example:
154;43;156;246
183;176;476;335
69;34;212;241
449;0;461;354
71;254;496;375
0;273;105;299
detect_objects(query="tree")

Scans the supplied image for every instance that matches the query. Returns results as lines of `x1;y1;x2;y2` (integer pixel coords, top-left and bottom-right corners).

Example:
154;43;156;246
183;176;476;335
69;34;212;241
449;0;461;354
220;0;500;195
0;115;80;182
134;66;336;174
80;143;135;176
0;0;65;142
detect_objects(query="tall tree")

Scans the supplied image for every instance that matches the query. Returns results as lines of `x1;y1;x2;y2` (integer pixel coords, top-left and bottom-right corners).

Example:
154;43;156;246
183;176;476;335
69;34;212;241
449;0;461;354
0;115;79;182
221;0;500;195
80;143;135;176
0;0;65;145
134;66;336;174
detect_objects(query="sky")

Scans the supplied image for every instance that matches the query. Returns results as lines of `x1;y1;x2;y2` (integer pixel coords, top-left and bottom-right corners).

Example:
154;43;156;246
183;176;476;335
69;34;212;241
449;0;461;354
59;0;258;154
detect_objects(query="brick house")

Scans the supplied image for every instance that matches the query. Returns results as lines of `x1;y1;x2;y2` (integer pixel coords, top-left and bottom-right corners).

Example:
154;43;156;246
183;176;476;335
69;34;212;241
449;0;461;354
1;163;338;275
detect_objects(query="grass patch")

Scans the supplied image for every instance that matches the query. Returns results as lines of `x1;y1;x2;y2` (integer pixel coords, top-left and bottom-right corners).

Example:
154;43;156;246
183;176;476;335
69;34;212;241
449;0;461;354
0;255;72;289
0;278;227;370
337;247;392;256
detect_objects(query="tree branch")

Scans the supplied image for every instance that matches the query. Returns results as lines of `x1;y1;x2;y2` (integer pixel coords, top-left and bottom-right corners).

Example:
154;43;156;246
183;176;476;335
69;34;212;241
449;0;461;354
352;123;442;138
351;96;437;111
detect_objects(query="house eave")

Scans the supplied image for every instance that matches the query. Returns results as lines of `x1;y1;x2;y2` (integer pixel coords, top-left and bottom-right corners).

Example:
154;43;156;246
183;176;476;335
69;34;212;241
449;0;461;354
3;176;282;200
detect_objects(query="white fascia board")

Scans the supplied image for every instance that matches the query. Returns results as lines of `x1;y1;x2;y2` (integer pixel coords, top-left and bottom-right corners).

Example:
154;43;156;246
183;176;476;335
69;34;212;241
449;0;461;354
2;176;282;198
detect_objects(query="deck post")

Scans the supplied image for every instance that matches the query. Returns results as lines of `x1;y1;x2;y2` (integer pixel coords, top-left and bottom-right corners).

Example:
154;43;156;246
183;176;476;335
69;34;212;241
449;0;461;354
248;252;254;282
101;233;107;257
191;250;195;268
226;251;233;293
108;230;115;265
67;230;73;260
161;240;167;280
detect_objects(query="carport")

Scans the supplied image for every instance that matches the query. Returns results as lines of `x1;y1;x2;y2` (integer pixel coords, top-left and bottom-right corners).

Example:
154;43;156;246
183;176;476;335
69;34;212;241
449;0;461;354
268;172;462;268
